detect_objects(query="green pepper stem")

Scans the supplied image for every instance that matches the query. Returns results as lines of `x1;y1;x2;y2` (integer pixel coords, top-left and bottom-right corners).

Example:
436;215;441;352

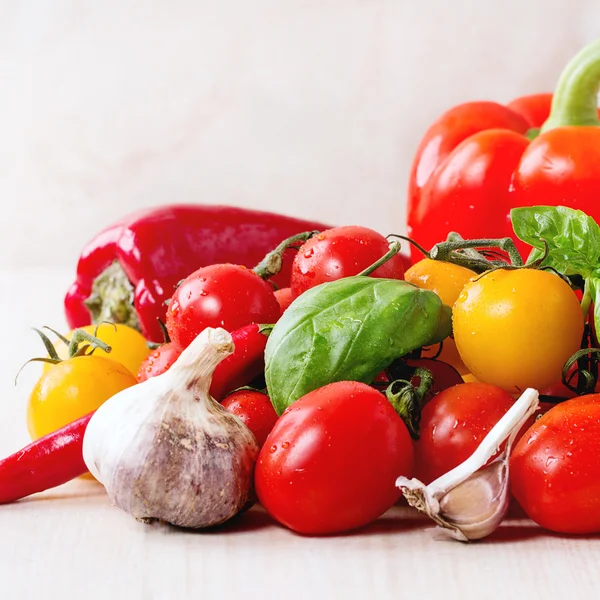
542;39;600;132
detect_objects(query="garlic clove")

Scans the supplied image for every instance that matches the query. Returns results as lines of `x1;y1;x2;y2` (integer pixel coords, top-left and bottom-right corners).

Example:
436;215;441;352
437;458;509;541
83;327;260;529
397;388;539;542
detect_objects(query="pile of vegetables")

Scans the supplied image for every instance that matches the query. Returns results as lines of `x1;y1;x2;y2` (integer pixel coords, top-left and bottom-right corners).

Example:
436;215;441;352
5;38;600;542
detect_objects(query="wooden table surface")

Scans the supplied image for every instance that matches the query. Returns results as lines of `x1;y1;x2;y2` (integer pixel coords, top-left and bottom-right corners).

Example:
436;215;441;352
1;268;599;600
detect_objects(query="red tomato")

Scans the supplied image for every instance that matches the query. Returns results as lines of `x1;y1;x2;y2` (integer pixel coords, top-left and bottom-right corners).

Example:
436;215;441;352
290;226;405;297
511;395;600;534
136;342;182;382
166;264;281;349
274;287;294;313
255;381;414;534
222;390;278;448
414;382;515;484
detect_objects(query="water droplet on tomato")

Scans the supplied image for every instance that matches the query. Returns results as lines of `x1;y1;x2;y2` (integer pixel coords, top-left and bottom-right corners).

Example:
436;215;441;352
282;441;290;449
269;444;277;453
546;457;558;468
303;248;314;258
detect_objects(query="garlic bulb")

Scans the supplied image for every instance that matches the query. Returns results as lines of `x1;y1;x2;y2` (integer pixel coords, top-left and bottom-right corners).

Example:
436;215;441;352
83;327;259;529
397;388;539;542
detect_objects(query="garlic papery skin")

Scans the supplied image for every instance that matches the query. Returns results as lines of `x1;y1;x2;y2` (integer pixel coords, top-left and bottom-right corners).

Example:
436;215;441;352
397;388;539;542
83;327;259;529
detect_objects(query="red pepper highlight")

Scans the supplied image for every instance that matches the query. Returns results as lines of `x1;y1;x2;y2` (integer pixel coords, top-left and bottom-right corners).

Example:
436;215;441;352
65;205;329;342
407;39;600;262
0;413;91;504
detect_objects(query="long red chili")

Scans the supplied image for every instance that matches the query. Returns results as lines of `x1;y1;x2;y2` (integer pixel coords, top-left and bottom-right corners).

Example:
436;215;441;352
0;413;92;504
209;323;269;401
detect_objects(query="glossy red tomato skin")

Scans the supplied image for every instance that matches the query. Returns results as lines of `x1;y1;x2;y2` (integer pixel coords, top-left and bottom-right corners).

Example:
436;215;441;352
511;395;600;534
290;226;405;297
166;264;281;349
222;390;278;448
137;342;182;382
274;287;294;313
255;381;414;534
414;382;515;485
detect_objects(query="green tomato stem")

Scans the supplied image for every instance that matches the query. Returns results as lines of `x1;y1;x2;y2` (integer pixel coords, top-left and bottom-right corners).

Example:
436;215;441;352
541;39;600;132
253;230;321;280
357;241;401;277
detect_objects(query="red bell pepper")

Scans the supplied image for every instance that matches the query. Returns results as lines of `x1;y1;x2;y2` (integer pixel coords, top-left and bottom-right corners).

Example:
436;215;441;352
407;38;600;261
65;204;329;342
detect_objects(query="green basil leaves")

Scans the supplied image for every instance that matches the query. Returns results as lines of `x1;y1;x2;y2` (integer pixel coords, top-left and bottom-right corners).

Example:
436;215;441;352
265;277;451;415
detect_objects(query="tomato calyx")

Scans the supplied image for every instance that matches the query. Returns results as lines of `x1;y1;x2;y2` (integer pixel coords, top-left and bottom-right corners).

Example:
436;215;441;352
16;326;113;384
146;319;171;350
561;336;600;396
253;230;321;280
385;366;433;440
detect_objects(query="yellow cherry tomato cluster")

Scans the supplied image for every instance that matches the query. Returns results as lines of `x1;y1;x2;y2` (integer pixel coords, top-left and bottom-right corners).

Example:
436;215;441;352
406;259;584;394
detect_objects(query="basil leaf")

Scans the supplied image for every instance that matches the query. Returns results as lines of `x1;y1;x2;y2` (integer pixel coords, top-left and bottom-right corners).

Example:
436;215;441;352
511;206;600;277
265;277;450;415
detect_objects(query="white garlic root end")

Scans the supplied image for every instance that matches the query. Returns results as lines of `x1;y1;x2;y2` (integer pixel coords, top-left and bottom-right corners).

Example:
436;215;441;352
397;388;540;542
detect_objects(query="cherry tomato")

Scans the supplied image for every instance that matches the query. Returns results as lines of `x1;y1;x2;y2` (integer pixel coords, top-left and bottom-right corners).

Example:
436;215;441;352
222;390;278;448
453;268;584;393
511;395;600;534
47;324;150;378
137;342;182;382
290;226;404;297
405;258;476;374
274;287;294;313
27;356;137;440
414;382;515;485
166;264;281;349
255;381;414;534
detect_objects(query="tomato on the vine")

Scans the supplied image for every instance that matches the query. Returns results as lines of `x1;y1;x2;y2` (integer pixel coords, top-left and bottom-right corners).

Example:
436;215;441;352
166;264;280;349
48;323;150;378
405;258;476;374
255;381;414;534
222;389;278;448
290;226;404;297
453;268;584;393
413;382;515;484
137;342;182;382
511;395;600;534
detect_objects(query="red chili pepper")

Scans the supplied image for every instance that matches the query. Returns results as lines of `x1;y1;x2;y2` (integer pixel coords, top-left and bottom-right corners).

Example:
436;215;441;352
209;323;269;402
0;413;91;504
407;39;600;262
65;205;329;342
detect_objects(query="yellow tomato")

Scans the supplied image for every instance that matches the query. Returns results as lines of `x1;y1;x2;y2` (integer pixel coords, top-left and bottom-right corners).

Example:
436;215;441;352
47;324;150;377
405;259;476;374
453;268;584;393
28;355;137;439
